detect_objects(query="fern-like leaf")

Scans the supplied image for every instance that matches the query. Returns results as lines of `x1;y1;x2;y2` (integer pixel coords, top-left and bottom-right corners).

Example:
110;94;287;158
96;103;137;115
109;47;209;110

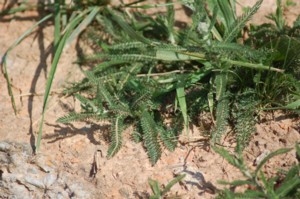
132;91;152;109
140;111;162;165
110;104;132;117
215;72;227;101
74;93;99;113
212;73;229;143
108;41;149;51
132;131;143;143
98;84;116;107
101;53;156;62
93;60;129;73
158;126;177;151
107;116;125;158
212;96;230;143
233;91;257;151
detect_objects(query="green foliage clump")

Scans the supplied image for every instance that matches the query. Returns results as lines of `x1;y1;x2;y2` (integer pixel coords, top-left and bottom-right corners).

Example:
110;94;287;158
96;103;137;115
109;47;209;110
56;0;300;164
58;66;178;164
2;1;300;198
3;0;299;163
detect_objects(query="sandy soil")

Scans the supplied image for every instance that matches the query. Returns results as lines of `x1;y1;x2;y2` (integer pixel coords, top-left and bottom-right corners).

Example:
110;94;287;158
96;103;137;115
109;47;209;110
0;1;299;198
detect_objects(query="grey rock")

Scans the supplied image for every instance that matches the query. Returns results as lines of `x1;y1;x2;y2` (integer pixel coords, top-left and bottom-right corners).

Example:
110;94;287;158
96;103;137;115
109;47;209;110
0;141;100;199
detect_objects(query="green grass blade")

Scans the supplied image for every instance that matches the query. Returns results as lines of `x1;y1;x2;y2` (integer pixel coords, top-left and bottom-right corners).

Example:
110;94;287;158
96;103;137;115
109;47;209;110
1;14;53;115
275;0;285;30
5;13;51;51
162;174;186;195
1;60;17;115
36;12;89;151
176;87;188;134
107;8;152;45
148;178;161;196
224;0;263;42
217;0;236;30
54;0;61;51
166;2;175;44
0;3;35;16
66;6;100;48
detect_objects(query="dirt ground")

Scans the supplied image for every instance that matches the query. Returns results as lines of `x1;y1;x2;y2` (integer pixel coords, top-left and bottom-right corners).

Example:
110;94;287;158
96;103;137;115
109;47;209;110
0;1;300;199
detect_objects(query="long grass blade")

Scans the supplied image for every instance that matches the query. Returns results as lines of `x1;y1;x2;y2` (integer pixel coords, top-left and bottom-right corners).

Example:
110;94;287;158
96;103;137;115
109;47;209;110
1;14;53;115
66;6;100;48
148;178;161;196
217;0;236;30
54;0;61;51
36;10;91;151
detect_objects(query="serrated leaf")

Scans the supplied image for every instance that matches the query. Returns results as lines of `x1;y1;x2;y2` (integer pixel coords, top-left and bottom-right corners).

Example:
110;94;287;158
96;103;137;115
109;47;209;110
140;111;161;165
107;116;124;158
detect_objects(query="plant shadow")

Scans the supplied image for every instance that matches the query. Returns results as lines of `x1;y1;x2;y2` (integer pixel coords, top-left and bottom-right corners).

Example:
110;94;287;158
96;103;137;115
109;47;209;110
43;122;111;145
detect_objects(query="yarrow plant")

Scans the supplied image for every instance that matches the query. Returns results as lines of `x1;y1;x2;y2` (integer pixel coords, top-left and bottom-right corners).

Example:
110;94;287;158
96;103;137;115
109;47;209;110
2;1;300;197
